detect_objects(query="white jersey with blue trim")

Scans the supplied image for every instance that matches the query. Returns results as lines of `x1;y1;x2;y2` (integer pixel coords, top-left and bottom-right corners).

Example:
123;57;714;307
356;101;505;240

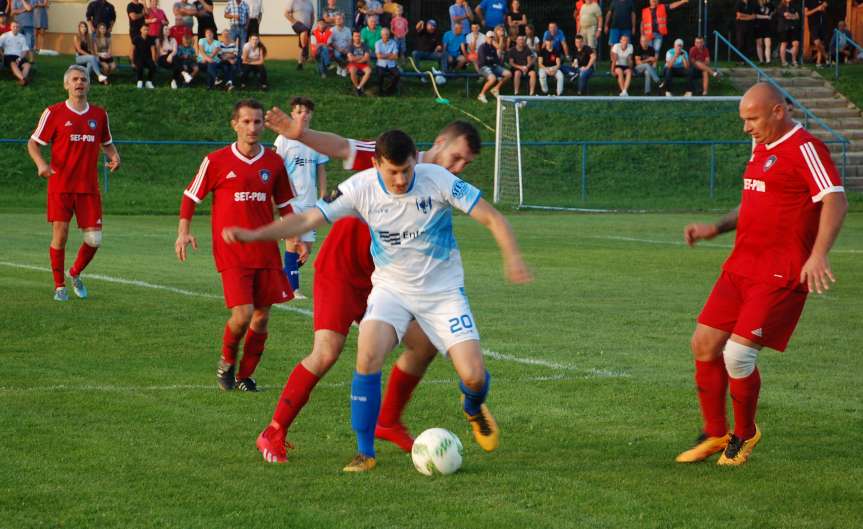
274;135;329;208
316;163;483;294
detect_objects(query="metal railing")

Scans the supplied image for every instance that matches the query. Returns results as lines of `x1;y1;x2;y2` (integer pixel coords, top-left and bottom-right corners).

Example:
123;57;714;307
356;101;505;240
833;29;863;80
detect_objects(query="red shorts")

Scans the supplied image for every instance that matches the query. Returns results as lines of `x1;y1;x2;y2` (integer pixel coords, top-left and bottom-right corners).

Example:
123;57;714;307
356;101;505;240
47;192;102;229
220;267;293;308
697;271;808;351
313;274;371;335
348;63;369;73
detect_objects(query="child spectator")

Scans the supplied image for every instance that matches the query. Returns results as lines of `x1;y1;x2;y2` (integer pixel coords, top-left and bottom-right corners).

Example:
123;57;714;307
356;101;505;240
240;33;268;89
132;23;156;88
389;4;408;60
157;23;182;89
176;33;198;85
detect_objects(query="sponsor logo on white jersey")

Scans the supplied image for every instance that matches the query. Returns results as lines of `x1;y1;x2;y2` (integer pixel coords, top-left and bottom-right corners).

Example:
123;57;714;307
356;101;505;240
234;191;268;202
226;171;237;179
743;178;766;192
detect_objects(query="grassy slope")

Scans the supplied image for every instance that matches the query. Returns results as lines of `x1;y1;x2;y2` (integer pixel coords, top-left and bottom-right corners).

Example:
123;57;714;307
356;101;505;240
816;63;863;110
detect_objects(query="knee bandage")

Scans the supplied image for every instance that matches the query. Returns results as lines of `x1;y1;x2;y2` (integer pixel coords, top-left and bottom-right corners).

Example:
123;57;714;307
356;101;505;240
83;230;102;248
723;341;759;378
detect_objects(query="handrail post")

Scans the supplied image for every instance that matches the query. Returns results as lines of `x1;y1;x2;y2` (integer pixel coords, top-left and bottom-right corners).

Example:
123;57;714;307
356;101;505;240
834;30;839;79
580;143;588;202
709;144;717;199
714;32;718;64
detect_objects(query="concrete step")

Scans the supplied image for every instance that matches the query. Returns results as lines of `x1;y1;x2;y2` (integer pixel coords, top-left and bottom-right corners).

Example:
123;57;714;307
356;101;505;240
783;86;836;98
826;142;863;154
793;107;862;119
798;97;855;109
811;128;863;141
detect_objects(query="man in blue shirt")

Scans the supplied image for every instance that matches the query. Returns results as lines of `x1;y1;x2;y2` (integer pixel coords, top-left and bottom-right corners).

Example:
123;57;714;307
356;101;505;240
441;22;467;71
375;27;400;96
662;38;694;96
542;21;570;58
475;0;506;32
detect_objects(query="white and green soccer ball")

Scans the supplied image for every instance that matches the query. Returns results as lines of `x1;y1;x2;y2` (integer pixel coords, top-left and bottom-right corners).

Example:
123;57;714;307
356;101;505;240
411;428;464;476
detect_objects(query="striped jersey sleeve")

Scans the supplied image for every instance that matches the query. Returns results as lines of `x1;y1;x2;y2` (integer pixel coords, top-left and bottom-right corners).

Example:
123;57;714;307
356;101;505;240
30;107;55;146
798;139;844;203
184;155;214;204
343;139;376;171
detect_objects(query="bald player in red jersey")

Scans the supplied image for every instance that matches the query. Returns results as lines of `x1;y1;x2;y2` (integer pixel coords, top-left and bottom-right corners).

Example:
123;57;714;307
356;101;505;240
175;99;295;392
27;64;121;302
255;110;483;463
678;83;848;466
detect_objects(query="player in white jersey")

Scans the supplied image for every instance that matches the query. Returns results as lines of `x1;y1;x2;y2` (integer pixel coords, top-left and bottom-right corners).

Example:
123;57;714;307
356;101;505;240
273;97;328;299
223;129;532;472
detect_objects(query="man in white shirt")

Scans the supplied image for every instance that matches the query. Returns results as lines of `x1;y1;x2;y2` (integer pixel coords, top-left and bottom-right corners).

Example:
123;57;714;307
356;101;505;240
1;21;33;85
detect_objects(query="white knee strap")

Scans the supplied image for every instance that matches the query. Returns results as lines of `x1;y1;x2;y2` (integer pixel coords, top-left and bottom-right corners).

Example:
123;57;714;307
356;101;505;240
83;230;102;248
723;341;759;378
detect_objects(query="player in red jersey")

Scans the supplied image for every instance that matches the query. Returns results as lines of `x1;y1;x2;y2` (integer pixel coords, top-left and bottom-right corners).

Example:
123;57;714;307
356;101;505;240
175;99;295;392
678;83;848;466
255;108;483;464
27;65;121;302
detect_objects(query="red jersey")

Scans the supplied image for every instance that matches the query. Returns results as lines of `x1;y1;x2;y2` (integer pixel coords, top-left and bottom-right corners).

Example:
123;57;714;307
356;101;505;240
183;143;293;272
723;124;844;290
31;101;113;195
169;23;193;43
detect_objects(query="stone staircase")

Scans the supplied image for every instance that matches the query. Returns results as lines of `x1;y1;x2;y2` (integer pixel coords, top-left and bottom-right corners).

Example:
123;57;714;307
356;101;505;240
725;67;863;191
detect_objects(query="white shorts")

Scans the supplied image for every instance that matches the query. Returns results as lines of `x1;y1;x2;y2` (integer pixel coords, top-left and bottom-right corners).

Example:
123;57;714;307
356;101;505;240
290;203;317;243
363;285;480;354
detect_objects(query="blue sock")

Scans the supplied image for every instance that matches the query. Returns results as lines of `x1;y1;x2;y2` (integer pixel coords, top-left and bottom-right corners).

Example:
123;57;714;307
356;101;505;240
350;371;382;457
283;251;300;291
460;370;491;416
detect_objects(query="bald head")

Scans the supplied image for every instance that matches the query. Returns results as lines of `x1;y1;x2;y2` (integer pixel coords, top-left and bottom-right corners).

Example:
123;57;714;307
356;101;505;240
739;82;794;145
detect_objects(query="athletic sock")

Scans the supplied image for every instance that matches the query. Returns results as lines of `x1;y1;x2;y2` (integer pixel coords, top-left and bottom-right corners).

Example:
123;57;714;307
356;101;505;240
283;251;300;291
69;243;98;277
236;328;267;380
351;371;382;457
729;368;761;440
49;247;65;288
460;370;491;416
272;362;321;429
694;358;729;438
221;324;242;365
378;365;421;427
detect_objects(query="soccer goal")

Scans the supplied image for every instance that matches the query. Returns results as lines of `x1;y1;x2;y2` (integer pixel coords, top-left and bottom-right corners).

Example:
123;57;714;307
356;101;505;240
493;95;747;211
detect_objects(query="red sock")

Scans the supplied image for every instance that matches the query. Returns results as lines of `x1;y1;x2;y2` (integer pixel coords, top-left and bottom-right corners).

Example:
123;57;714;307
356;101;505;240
729;368;761;440
272;363;320;430
378;365;422;427
221;324;242;365
695;358;729;438
69;243;98;277
236;328;267;380
49;247;65;288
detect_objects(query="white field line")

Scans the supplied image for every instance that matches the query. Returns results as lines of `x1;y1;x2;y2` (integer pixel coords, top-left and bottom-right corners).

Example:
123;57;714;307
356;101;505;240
0;261;625;378
589;235;863;254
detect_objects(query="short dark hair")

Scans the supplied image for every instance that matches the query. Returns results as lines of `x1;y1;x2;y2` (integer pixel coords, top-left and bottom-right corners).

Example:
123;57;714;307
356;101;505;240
374;129;417;165
439;120;482;155
290;96;315;112
575;34;584;40
232;99;264;120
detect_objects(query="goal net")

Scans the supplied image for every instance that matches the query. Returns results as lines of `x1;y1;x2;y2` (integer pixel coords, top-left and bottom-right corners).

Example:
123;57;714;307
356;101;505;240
493;95;748;211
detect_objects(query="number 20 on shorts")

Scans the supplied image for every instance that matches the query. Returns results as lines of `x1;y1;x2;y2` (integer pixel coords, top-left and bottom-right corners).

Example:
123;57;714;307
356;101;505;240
448;314;474;333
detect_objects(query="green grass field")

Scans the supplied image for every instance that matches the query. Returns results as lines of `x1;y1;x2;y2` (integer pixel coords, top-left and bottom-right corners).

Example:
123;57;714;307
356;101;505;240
1;211;861;529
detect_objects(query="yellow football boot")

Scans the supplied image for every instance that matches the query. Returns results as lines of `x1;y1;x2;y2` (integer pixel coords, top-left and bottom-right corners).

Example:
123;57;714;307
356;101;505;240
464;402;500;452
675;432;731;463
342;454;377;473
717;426;762;466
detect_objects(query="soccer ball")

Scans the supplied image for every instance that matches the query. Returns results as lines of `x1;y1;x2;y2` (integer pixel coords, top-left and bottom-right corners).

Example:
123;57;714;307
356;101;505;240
435;75;447;85
411;428;463;476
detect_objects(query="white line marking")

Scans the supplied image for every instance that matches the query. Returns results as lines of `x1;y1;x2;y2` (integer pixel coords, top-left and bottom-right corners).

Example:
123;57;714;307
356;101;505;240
589;235;863;254
482;349;628;377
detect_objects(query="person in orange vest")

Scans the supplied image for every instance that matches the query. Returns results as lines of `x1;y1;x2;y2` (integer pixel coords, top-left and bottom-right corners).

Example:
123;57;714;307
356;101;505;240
640;0;689;59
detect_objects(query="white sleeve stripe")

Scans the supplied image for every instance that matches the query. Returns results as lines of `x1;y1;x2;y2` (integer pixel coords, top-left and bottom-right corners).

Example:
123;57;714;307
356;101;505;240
29;135;48;146
275;200;291;208
189;157;210;198
343;139;360;170
32;108;51;142
183;189;202;203
800;142;832;191
811;186;844;203
104;112;113;144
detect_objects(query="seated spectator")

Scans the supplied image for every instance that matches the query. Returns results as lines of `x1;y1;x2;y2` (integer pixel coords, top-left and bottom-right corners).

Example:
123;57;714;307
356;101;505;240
169;16;192;42
442;21;467;71
157;24;182;89
74;21;108;84
240;33;267;89
570;34;596;95
361;14;381;58
197;27;221;88
542;21;570;58
465;21;486;67
610;33;633;96
347;29;372;95
93;22;117;83
176;32;198;85
131;24;156;88
381;0;401;28
374;27;399;95
506;0;527;35
411;18;442;66
216;28;238;90
476;30;511;103
507;34;536;95
0;21;33;85
0;13;10;35
330;13;352;76
689;36;718;95
492;23;510;50
830;21;855;64
662;37;693;96
390;4;408;60
311;17;332;78
538;36;564;95
634;34;660;94
524;23;539;52
322;0;341;27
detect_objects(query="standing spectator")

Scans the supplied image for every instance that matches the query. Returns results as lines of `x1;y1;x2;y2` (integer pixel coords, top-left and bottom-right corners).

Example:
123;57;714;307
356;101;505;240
611;33;634;96
32;0;47;51
193;0;217;39
538;37;564;95
735;0;756;60
506;0;527;36
176;32;198;85
145;0;167;48
577;0;602;50
197;27;220;88
776;0;800;67
322;0;341;27
689;36;718;95
246;0;261;37
754;0;774;64
353;0;367;31
476;0;507;32
10;0;35;49
524;23;539;51
74;21;107;84
127;0;145;43
507;34;536;95
224;0;248;50
381;0;400;28
640;0;689;58
157;24;182;89
131;24;156;88
390;4;408;60
330;12;352;76
240;33;267;89
411;18;442;66
804;0;828;67
442;20;467;71
285;0;313;69
662;37;694;95
543;21;570;57
347;29;372;95
571;33;596;95
634;33;660;94
0;13;9;35
476;31;511;103
86;0;115;34
169;15;192;42
450;0;474;34
365;0;383;21
311;18;332;78
217;28;238;89
0;21;33;85
465;21;486;67
173;0;196;32
93;22;116;83
605;0;635;46
361;15;381;58
374;27;399;96
829;20;854;63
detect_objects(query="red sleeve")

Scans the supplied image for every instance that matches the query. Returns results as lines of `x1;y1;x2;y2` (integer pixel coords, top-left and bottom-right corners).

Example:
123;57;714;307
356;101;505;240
179;193;197;220
272;164;294;216
343;139;376;171
797;139;844;203
30;106;56;146
101;110;113;145
183;155;216;204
